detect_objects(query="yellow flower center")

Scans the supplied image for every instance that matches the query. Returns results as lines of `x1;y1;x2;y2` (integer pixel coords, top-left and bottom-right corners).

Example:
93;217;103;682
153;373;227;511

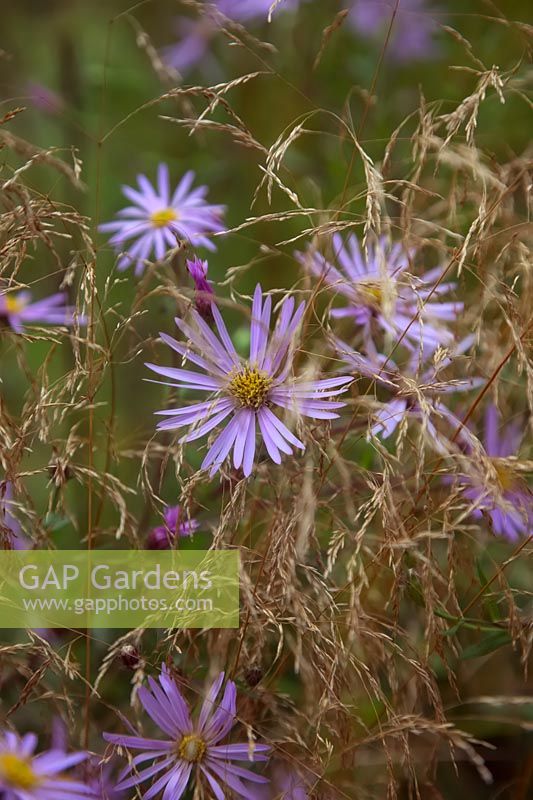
491;459;518;492
150;208;178;228
228;366;273;409
0;753;40;789
4;295;25;314
357;280;383;309
177;734;206;763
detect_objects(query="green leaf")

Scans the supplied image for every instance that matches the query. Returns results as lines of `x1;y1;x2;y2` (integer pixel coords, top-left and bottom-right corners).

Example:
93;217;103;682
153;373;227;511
43;513;70;532
475;559;500;622
460;630;511;660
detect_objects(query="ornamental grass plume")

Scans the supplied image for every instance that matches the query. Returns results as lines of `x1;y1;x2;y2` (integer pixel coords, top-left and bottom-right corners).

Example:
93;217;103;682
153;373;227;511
103;665;269;799
146;284;352;476
99;165;225;275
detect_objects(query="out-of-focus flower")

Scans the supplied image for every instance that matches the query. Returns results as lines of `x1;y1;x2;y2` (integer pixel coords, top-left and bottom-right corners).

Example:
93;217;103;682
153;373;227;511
99;165;225;275
161;0;302;75
346;0;441;61
255;760;312;799
336;335;481;451
146;284;352;477
454;404;532;540
0;730;92;800
0;483;54;640
276;767;310;799
187;257;215;321
0;482;28;549
145;505;200;549
218;0;301;22
297;235;461;355
0;291;86;333
25;81;65;115
104;665;270;799
86;758;124;800
160;16;219;75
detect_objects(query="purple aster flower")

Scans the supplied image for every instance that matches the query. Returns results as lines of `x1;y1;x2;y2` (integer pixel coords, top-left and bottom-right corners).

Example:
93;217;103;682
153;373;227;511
0;482;28;550
161;1;302;75
0;483;55;640
346;0;441;62
255;761;312;798
85;759;124;800
0;730;93;800
160;16;219;75
275;766;310;799
187;257;215;321
104;665;270;799
336;335;481;451
218;0;301;22
146;284;352;477
99;165;225;276
145;504;200;549
297;235;461;355
0;291;86;333
454;404;532;541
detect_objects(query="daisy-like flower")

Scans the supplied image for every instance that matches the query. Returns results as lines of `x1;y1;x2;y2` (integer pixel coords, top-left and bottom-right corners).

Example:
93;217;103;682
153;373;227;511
187;257;215;321
454;404;532;541
99;165;225;276
336;335;481;451
146;284;352;477
0;730;93;800
297;235;461;354
346;0;441;62
103;665;270;800
145;504;200;550
0;291;86;333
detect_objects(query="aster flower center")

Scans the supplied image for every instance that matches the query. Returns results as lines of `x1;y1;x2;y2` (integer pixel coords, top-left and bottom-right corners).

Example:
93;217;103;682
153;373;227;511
4;295;25;314
491;459;518;491
228;366;273;409
356;280;384;309
177;734;206;763
150;208;178;228
0;754;39;789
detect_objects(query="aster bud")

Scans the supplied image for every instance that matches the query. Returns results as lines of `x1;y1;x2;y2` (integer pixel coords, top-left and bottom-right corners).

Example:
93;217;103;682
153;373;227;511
119;644;143;670
244;666;263;687
187;257;214;321
145;505;200;549
145;526;173;550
